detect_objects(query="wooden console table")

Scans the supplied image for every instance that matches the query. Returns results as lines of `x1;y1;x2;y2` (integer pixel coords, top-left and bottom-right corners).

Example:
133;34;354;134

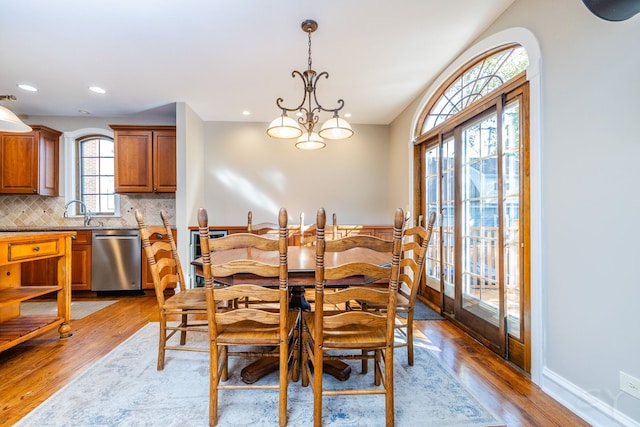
0;231;75;352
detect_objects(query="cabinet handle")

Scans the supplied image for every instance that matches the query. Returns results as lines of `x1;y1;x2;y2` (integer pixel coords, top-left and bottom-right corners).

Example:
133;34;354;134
71;235;77;240
33;246;40;252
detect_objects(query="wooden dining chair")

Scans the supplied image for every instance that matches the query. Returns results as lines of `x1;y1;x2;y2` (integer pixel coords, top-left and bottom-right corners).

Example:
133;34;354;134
135;209;208;370
299;211;338;246
301;207;404;427
247;210;280;238
299;212;341;309
359;211;437;368
198;207;298;427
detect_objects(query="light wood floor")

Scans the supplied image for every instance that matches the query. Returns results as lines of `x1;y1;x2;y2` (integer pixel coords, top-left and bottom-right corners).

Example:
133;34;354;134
0;294;588;426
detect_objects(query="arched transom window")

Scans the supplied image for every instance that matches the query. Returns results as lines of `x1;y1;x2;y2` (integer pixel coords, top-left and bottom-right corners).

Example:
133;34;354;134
421;45;528;133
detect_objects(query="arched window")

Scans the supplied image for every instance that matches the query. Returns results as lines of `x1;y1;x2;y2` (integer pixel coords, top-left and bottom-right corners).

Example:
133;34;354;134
419;45;528;133
76;136;117;215
413;43;530;372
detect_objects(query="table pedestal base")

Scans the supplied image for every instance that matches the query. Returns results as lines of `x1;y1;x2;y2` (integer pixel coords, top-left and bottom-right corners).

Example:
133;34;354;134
241;358;352;384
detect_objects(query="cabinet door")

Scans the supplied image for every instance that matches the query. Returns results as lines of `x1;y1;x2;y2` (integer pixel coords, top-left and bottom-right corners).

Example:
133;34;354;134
114;129;153;192
153;130;176;192
0;134;38;194
38;128;60;196
0;127;60;195
71;231;92;291
141;229;178;290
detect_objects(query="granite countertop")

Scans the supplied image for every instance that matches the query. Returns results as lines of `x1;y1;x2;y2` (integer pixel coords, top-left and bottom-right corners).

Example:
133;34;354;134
0;226;138;232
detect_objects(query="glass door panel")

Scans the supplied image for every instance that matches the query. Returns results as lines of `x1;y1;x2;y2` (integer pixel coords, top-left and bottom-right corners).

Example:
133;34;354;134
503;101;522;339
441;138;455;299
424;145;441;291
459;113;503;332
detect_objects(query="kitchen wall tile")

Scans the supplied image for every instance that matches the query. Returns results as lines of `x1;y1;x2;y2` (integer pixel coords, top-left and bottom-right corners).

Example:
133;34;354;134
0;194;175;229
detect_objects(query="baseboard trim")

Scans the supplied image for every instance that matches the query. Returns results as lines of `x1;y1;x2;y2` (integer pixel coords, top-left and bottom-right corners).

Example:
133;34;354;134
542;367;640;427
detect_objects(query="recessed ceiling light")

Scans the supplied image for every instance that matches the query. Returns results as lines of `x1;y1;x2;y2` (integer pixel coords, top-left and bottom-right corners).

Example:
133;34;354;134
242;110;251;116
17;84;38;92
344;113;352;118
89;86;106;94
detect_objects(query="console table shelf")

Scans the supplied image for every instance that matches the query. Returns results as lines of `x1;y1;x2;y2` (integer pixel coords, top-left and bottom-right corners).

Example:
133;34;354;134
0;286;62;305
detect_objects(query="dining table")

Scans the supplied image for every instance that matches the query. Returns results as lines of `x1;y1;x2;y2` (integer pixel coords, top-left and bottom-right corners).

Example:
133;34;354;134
192;245;391;308
191;244;392;383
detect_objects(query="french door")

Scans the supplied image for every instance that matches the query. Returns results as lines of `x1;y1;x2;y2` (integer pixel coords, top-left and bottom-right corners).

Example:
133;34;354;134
418;81;529;370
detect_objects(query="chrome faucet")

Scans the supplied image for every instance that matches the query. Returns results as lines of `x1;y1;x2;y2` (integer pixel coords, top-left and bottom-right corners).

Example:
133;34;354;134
64;199;94;226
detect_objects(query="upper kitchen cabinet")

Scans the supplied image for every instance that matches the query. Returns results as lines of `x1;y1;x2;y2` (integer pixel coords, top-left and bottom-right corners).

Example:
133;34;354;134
0;126;61;196
111;125;176;193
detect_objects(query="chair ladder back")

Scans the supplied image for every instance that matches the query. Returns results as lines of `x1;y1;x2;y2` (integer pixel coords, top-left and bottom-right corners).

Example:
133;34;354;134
402;211;437;304
135;211;172;305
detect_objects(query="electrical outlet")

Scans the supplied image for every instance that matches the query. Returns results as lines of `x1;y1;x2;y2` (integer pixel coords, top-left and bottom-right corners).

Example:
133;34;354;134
620;372;640;400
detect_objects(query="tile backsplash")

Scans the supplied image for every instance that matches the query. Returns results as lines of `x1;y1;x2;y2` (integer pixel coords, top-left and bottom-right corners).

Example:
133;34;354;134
0;193;176;229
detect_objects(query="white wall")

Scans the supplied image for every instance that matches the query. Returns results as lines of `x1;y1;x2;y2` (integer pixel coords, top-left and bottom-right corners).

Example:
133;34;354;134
389;0;640;425
175;103;206;273
201;121;391;226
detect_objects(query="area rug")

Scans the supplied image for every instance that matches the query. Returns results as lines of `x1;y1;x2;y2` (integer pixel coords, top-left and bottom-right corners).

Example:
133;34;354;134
398;299;444;321
16;323;504;427
20;300;117;320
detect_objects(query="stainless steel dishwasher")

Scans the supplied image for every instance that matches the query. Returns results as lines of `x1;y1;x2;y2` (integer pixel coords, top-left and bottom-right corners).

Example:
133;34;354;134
91;229;141;291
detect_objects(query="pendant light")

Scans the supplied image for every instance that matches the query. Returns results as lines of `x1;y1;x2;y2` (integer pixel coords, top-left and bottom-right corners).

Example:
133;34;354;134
0;96;31;133
267;20;353;150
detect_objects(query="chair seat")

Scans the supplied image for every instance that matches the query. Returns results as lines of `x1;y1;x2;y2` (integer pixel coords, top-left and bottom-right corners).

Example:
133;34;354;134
303;312;386;350
163;288;207;310
217;313;298;345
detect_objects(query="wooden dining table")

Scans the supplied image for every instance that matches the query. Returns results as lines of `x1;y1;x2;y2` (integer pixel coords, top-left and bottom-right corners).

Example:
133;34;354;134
192;245;391;309
191;244;392;382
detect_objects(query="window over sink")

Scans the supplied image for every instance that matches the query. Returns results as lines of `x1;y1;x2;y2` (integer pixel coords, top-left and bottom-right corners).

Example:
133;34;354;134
63;128;120;217
77;136;117;215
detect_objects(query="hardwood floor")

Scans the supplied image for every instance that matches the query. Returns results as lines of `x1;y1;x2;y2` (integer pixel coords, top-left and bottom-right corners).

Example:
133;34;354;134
0;294;587;426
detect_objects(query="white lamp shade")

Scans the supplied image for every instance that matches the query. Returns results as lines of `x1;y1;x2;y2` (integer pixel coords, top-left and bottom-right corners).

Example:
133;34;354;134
0;105;31;132
318;116;353;140
295;132;326;150
267;114;303;139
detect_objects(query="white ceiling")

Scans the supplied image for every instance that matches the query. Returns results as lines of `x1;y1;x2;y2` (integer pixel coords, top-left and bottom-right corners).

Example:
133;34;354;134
0;0;514;125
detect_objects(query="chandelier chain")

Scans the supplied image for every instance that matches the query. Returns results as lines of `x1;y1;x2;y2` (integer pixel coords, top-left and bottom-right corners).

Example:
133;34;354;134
308;31;313;71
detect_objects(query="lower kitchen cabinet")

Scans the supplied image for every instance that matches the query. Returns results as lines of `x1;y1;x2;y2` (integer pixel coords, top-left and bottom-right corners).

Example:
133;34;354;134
141;228;177;291
21;230;92;291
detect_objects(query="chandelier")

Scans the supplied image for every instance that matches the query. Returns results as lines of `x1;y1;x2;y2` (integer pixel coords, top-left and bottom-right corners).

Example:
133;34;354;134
267;19;353;150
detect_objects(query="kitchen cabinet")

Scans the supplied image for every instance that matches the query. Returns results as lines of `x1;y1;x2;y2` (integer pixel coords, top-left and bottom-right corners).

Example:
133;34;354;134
141;228;177;290
21;230;92;291
0;125;61;195
111;125;176;193
0;231;74;352
70;230;92;291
